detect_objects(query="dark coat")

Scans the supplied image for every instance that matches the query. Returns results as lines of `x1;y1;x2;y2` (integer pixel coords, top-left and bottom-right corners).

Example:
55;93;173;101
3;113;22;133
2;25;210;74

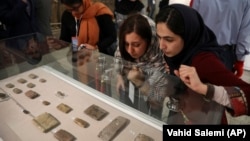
0;0;38;38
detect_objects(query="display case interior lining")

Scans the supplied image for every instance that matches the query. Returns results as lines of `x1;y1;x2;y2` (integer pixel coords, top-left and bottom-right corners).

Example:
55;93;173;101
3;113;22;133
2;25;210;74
0;66;162;141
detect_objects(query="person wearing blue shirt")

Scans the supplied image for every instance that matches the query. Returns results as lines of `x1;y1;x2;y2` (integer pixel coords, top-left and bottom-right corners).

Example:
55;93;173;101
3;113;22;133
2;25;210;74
191;0;250;78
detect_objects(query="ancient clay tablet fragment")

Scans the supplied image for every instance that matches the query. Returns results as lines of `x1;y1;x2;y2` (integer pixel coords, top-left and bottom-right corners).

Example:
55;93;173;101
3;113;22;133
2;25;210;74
13;88;22;94
17;78;27;84
42;100;50;106
28;73;38;79
25;90;40;99
27;83;36;88
98;116;130;141
39;78;47;83
54;129;76;141
5;83;14;88
74;118;89;128
134;134;154;141
0;93;8;99
57;103;72;113
33;112;60;133
84;104;108;121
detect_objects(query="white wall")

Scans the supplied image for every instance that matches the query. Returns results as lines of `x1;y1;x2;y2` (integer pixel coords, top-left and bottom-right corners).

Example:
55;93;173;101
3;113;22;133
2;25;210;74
244;55;250;70
169;0;191;6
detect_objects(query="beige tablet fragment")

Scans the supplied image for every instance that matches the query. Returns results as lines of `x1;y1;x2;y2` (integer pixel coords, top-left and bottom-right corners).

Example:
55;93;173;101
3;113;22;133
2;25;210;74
98;116;130;141
17;78;27;84
33;112;60;133
0;93;8;99
42;100;50;106
28;73;38;79
39;78;47;83
25;90;40;99
134;134;154;141
13;88;22;94
5;83;14;88
54;129;76;141
57;103;72;113
74;118;89;128
27;83;36;88
84;104;108;121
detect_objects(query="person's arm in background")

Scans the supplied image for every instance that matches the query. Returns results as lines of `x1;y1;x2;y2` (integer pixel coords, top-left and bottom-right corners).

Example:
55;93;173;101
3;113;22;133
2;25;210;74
59;10;75;43
96;14;117;56
234;1;250;77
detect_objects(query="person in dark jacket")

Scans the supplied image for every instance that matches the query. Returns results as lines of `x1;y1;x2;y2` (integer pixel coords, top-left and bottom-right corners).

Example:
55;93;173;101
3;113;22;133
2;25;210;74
114;0;144;30
0;0;38;39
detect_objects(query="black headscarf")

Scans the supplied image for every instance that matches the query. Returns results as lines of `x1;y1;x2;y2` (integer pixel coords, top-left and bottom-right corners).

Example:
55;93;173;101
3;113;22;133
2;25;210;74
162;4;223;75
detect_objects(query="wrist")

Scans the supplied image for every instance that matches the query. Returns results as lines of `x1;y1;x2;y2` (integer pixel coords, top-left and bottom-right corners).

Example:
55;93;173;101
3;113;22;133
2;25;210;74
203;84;215;102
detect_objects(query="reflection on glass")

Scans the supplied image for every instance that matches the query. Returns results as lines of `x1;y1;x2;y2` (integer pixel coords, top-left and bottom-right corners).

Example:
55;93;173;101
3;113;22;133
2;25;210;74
166;97;180;112
98;56;106;67
113;57;123;73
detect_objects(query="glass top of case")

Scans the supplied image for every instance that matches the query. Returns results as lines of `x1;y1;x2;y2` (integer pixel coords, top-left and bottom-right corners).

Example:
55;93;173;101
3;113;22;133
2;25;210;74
0;33;224;125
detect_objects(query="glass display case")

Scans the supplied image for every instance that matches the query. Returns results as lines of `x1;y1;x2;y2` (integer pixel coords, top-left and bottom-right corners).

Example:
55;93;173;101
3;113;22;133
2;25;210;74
0;33;224;141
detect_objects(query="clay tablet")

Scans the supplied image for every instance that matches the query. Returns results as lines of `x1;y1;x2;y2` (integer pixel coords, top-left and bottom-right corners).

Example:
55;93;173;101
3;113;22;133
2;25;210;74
13;88;22;94
25;90;40;99
33;112;60;133
17;78;27;84
98;116;129;141
27;83;36;88
54;129;76;141
5;83;14;88
134;134;154;141
28;73;38;79
57;103;72;113
84;104;108;121
74;118;89;128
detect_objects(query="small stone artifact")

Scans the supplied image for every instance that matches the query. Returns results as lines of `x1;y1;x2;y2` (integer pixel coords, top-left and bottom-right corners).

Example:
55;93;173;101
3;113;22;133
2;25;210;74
27;83;36;88
84;104;108;121
39;78;47;83
13;88;22;94
33;112;60;133
134;133;154;141
98;116;130;141
17;78;27;84
5;83;14;88
28;73;38;79
42;100;50;106
54;129;76;141
25;90;40;99
74;117;89;128
57;103;73;113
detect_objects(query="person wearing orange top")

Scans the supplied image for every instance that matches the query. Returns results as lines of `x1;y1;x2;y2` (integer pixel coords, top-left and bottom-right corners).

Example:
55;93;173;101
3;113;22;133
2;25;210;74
60;0;117;56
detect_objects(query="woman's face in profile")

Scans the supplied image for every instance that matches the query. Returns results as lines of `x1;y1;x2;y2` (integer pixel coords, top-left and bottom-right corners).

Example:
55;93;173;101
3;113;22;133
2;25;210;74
156;22;184;57
125;32;147;59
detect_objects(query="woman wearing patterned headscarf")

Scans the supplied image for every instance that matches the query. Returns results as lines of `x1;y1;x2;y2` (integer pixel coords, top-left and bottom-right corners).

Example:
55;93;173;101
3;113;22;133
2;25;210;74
114;13;173;119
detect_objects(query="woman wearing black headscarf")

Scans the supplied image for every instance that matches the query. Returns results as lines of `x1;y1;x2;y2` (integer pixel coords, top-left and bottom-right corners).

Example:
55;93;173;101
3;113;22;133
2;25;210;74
155;4;250;124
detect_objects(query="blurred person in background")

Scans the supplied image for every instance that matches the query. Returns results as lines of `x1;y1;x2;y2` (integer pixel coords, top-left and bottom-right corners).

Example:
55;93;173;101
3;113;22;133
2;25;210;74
192;0;250;78
114;0;144;31
0;0;38;38
59;0;117;56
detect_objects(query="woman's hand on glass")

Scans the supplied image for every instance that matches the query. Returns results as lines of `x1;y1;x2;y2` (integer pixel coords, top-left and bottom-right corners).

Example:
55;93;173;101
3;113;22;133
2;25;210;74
116;74;125;96
174;65;207;95
127;67;145;87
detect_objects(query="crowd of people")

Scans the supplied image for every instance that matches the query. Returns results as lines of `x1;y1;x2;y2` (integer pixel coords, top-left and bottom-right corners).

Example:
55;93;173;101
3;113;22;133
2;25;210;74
0;0;250;124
